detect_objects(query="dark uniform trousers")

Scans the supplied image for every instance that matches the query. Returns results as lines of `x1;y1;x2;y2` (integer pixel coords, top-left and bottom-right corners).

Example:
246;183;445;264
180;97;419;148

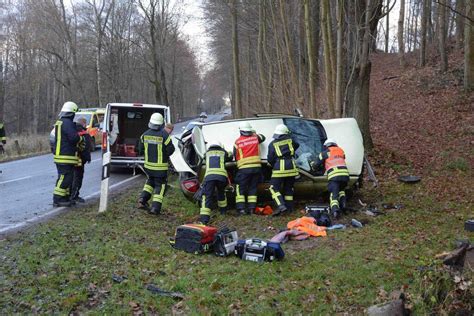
140;173;167;212
54;164;74;203
327;175;349;211
200;177;228;216
269;176;296;212
235;169;261;211
71;165;85;200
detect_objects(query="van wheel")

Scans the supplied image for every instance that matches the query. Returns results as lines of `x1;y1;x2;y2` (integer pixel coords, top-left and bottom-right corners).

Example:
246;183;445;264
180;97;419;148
90;137;96;152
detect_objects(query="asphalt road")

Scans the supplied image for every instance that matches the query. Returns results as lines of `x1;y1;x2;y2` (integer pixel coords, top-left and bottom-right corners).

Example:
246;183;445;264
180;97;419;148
0;111;229;235
0;150;140;234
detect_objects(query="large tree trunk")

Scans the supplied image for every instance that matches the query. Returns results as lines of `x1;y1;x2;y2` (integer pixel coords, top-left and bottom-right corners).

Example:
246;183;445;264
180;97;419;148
465;0;474;91
419;0;429;66
321;0;335;117
456;0;466;49
335;0;344;117
398;0;406;66
257;1;268;111
439;0;448;72
385;0;389;53
304;0;318;118
231;0;242;118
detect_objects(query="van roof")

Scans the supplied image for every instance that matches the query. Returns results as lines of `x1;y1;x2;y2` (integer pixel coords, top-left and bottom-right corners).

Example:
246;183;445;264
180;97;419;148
106;103;169;109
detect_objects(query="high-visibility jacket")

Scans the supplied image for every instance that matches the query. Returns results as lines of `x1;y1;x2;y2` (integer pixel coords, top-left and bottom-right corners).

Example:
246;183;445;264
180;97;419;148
267;134;300;178
53;117;81;165
317;146;349;180
139;127;175;176
204;145;232;182
0;122;6;143
287;216;327;237
233;134;265;169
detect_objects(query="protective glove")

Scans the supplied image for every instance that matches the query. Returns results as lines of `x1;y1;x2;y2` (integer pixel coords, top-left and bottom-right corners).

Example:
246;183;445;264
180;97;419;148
1;140;5;145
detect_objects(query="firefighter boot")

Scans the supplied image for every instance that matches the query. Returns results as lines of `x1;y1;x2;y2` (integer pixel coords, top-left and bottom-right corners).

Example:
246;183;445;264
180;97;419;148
331;206;340;220
149;204;161;215
138;198;150;211
199;215;210;225
272;204;288;216
219;207;227;215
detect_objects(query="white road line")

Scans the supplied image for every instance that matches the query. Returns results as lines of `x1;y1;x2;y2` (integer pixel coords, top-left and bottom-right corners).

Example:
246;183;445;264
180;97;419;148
91;157;102;163
0;176;32;185
0;174;142;234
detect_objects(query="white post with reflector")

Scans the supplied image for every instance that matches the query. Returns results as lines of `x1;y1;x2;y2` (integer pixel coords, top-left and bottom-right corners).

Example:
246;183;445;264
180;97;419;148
99;150;111;213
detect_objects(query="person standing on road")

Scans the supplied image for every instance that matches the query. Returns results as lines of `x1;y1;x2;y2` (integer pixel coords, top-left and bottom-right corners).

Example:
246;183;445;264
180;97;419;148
138;113;175;215
70;117;92;203
310;139;349;219
233;122;266;215
52;102;82;207
0;121;6;155
198;140;232;224
267;124;299;216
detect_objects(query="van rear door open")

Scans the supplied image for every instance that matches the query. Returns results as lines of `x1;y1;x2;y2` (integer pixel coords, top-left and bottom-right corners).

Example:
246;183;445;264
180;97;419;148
103;103;171;168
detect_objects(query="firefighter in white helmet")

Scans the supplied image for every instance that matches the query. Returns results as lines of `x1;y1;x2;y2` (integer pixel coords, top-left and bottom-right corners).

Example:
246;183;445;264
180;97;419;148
52;101;82;207
138;113;175;215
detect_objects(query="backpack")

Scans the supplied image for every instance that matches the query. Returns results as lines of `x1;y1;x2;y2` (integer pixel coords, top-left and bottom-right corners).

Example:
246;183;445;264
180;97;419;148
169;224;218;254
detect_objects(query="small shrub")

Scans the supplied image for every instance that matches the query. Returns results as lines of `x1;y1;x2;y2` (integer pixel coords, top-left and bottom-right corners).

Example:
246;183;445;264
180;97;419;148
0;133;50;161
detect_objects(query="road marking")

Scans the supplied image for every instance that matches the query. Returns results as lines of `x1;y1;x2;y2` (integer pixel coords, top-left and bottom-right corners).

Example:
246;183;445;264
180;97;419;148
91;157;102;163
0;176;32;185
0;174;142;234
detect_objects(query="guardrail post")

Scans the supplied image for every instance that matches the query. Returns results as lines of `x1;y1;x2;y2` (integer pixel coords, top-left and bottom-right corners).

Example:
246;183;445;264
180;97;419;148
99;151;111;213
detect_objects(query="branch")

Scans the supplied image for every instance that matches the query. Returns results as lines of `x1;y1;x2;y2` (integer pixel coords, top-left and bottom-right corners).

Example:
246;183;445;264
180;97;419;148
434;0;474;24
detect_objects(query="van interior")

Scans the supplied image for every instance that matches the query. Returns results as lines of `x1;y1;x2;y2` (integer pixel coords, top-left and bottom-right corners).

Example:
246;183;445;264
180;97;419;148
109;106;165;157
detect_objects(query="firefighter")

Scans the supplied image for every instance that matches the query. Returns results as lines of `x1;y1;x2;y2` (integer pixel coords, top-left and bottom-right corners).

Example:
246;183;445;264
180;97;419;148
310;138;349;219
233;121;266;215
267;124;299;216
0;121;6;155
199;140;232;224
52;101;82;207
70;117;92;203
138;113;175;215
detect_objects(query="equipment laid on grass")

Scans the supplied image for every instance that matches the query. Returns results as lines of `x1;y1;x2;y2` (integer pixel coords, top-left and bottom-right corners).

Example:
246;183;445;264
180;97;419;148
305;205;332;227
170;224;217;254
213;227;239;257
235;238;284;263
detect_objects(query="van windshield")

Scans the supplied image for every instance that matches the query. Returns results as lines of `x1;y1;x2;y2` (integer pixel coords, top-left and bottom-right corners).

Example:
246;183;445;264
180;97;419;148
283;118;326;171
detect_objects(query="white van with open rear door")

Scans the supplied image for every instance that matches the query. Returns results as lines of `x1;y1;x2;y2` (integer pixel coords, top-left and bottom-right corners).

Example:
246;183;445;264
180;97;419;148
102;103;171;169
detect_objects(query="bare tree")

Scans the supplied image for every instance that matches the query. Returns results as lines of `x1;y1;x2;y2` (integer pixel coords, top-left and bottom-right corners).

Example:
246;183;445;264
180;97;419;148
398;0;406;66
230;0;242;118
465;0;474;91
439;0;448;72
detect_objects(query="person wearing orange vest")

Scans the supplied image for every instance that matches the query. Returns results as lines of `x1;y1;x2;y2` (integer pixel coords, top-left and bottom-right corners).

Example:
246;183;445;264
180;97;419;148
311;138;349;219
233;121;266;215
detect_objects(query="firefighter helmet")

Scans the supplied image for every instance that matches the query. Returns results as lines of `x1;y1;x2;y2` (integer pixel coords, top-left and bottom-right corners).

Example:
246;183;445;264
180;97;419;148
207;140;222;149
274;124;289;135
239;121;254;132
324;138;337;147
59;101;78;118
149;113;164;129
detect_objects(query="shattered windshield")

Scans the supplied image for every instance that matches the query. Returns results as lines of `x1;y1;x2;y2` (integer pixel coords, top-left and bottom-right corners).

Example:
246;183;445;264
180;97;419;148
284;118;325;171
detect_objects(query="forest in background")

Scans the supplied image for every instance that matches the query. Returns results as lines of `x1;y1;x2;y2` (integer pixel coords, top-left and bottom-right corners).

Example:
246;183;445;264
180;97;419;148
0;0;473;150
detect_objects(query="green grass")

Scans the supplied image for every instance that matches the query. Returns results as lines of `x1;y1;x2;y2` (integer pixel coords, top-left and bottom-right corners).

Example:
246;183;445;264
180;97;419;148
0;179;472;314
445;157;470;172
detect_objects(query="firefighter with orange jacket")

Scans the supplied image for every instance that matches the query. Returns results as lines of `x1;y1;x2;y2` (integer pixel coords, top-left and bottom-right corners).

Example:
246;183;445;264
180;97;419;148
233;122;266;215
311;139;349;219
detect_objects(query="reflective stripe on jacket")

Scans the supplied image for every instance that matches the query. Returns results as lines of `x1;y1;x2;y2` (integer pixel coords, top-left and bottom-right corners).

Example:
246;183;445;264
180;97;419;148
53;117;80;165
139;128;175;173
234;134;264;169
204;146;231;179
320;146;349;180
267;135;299;178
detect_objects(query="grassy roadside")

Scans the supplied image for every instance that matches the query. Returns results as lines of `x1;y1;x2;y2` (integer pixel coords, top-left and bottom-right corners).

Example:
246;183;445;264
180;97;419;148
0;173;472;314
0;133;50;162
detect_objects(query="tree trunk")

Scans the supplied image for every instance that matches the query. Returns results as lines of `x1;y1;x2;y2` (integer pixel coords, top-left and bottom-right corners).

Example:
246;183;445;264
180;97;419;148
398;0;406;66
257;1;268;111
231;0;242;118
420;0;429;66
321;0;335;117
465;0;474;91
335;0;344;117
385;0;389;53
439;0;448;72
304;0;319;118
456;0;466;49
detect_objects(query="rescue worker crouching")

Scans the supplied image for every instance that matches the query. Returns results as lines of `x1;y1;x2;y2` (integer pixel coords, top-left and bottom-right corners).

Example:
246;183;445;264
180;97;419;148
70;117;92;203
233;122;266;215
267;124;299;216
310;138;349;219
138;113;175;215
53;101;82;207
199;140;233;225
